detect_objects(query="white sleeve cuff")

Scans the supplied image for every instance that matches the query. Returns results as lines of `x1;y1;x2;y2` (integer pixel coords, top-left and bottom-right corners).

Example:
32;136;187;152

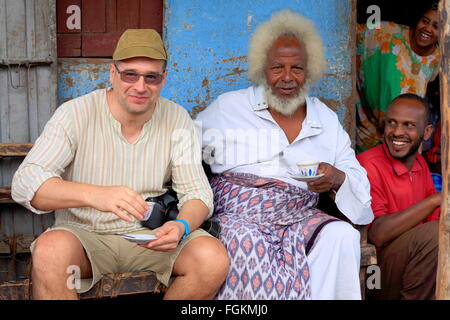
335;173;374;225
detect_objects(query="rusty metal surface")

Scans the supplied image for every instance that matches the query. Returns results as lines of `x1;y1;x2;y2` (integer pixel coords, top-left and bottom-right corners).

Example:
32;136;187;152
0;253;32;285
0;205;53;255
0;278;32;300
0;258;165;300
0;250;165;300
0;187;13;204
0;233;36;254
0;249;165;299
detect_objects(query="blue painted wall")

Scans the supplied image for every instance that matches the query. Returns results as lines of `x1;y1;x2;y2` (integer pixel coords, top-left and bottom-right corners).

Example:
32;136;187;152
161;0;354;122
57;0;354;125
58;59;110;105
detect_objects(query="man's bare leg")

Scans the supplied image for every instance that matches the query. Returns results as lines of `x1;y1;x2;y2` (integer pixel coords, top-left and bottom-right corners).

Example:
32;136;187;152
31;230;92;300
164;236;229;300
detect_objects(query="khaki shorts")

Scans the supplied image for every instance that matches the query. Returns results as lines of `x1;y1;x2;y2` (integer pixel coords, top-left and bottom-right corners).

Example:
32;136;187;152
30;224;212;293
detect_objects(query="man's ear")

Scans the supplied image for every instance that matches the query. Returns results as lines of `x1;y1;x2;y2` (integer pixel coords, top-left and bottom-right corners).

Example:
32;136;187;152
423;124;434;141
161;69;169;87
109;62;115;86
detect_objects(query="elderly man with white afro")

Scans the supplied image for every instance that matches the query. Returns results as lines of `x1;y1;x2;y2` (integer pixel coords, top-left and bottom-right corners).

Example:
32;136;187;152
248;10;326;116
248;9;326;92
196;9;373;300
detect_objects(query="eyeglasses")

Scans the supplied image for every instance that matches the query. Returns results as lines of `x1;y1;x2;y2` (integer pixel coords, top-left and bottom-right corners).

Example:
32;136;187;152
114;63;165;85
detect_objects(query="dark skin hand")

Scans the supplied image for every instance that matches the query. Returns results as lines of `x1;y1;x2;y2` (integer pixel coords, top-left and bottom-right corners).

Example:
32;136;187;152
307;162;346;193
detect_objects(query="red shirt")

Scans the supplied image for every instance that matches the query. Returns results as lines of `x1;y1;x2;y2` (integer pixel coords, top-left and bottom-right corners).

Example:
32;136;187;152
357;144;439;222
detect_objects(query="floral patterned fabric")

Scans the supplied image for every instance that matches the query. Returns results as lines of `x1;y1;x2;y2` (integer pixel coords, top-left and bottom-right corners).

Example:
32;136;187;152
210;172;338;300
356;22;440;153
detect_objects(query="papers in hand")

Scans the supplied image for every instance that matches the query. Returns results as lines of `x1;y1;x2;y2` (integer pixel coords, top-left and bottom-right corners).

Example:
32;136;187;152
121;233;159;244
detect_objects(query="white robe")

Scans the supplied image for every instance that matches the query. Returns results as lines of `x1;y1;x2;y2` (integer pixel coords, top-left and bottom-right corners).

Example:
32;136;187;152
195;85;374;299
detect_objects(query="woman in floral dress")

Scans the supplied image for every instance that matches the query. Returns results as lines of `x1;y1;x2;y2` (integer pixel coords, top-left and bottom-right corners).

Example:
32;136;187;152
356;2;440;153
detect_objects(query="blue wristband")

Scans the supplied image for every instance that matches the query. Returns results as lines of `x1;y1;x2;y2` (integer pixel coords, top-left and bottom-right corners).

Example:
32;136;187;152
174;219;190;240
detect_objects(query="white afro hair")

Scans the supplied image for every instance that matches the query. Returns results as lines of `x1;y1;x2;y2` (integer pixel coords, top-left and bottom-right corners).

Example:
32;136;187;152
248;9;326;86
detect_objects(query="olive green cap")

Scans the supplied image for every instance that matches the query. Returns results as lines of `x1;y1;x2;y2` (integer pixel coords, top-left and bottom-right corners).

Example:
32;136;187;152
113;29;167;61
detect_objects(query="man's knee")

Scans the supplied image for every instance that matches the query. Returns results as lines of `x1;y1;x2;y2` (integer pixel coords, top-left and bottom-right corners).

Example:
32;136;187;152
418;220;439;243
32;230;85;273
179;236;230;281
411;220;439;253
322;221;360;244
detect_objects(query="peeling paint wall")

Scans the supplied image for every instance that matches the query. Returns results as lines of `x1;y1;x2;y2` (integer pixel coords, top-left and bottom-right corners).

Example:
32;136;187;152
56;0;356;135
58;58;110;105
161;0;356;134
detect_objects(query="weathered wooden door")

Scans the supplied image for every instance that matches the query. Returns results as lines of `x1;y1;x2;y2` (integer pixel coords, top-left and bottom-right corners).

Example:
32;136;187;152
57;0;163;57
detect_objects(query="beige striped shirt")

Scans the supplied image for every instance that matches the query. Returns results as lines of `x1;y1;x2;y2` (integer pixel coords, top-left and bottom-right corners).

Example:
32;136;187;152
11;88;213;234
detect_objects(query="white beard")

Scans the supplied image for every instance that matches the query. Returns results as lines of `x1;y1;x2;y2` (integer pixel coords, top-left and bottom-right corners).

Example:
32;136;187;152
263;84;309;116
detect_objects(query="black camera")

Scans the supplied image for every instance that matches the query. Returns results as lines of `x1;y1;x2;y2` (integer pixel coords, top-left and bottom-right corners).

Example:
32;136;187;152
142;190;220;238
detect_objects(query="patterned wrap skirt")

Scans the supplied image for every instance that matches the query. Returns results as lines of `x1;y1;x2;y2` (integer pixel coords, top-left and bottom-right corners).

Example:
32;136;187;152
210;172;339;300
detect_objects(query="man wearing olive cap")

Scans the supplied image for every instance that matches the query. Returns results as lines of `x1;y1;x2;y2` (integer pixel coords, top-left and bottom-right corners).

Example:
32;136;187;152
11;29;229;300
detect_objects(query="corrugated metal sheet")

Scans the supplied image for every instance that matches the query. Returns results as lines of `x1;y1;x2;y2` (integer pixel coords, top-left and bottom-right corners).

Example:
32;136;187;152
0;0;57;252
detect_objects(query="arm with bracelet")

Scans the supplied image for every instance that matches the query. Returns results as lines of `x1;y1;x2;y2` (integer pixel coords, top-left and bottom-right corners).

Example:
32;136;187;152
140;114;214;251
141;199;209;251
174;218;190;240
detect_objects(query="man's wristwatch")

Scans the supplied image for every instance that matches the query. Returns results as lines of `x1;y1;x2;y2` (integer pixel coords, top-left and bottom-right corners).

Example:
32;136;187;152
174;219;190;240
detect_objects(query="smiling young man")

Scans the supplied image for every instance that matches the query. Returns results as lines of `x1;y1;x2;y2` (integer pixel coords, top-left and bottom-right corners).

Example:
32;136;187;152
11;29;229;300
357;93;441;300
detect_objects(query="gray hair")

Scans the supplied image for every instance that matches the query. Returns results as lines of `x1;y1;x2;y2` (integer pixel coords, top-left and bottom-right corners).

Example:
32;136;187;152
248;9;326;86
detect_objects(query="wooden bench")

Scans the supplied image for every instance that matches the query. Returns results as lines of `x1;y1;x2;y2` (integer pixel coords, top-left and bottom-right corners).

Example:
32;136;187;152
0;143;377;299
0;143;33;203
0;266;166;300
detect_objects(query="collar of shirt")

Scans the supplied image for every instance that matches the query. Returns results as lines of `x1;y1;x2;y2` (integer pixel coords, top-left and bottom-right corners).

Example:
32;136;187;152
381;143;424;177
249;85;323;143
104;88;160;144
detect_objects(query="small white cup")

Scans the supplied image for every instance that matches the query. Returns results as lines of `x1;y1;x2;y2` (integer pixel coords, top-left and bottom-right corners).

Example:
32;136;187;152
296;161;320;177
